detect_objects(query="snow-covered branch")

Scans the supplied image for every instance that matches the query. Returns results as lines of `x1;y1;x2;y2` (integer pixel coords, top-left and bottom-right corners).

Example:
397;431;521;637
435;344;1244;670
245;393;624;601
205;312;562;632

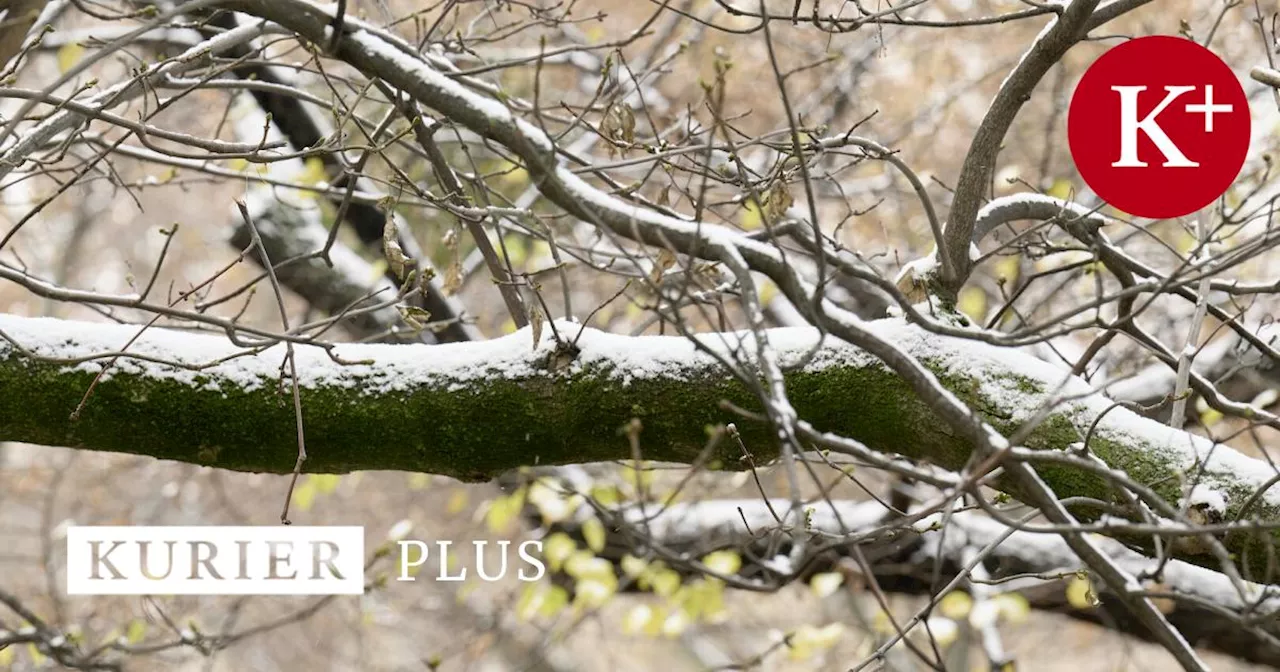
3;312;1280;580
586;498;1280;666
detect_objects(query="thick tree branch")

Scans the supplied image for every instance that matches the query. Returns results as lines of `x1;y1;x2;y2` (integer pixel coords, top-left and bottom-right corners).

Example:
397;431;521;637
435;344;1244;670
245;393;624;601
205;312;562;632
940;0;1100;292
3;312;1280;580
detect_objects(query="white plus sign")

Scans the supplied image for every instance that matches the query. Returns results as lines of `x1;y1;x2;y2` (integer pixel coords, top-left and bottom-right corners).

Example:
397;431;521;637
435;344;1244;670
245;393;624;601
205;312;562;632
1184;85;1233;132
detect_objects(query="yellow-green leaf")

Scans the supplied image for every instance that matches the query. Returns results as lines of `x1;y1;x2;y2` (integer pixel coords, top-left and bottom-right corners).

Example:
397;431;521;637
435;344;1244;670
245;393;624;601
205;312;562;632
788;623;845;660
582;517;607;553
809;571;844;598
739;200;763;230
57;43;85;73
994;255;1021;284
871;609;895;635
498;165;530;188
126;619;148;644
678;577;725;622
701;550;741;575
564;550;613;580
957;287;987;322
620;554;648;577
291;480;317;512
622;461;655;492
484;492;524;534
299;157;328;187
516;583;569;621
543;533;577;572
574;574;617;608
447;488;469;514
648;567;681;597
1066;574;1098;609
622;604;654;635
528;480;577;524
660;609;690;637
938;591;973;619
311;474;341;494
993;593;1030;624
590;484;622;507
1046;178;1074;200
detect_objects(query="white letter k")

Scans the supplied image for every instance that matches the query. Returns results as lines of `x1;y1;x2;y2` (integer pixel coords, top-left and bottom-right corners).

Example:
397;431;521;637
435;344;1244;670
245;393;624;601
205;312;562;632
1111;85;1199;168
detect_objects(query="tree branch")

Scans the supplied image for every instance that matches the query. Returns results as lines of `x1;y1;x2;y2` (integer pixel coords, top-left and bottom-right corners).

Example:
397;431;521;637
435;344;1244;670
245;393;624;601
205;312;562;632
3;312;1280;580
578;498;1280;666
940;0;1100;292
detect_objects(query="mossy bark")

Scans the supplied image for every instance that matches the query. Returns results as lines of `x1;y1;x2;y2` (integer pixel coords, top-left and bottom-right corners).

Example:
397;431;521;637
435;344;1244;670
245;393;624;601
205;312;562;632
3;319;1280;580
0;346;960;481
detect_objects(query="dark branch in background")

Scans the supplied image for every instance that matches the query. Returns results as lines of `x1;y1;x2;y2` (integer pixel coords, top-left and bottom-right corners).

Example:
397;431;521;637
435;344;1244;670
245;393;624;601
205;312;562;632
225;193;416;342
200;9;477;344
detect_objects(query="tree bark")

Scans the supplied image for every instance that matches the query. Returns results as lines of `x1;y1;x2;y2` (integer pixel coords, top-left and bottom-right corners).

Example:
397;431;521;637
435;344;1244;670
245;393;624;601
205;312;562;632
3;312;1280;580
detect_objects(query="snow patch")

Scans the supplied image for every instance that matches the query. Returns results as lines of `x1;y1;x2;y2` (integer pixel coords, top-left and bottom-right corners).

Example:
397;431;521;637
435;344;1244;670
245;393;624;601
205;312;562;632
1185;484;1227;514
352;32;555;155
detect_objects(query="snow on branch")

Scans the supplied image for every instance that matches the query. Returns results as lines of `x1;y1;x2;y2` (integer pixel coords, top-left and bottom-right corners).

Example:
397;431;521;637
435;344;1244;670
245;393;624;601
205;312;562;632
584;497;1280;665
3;311;1280;578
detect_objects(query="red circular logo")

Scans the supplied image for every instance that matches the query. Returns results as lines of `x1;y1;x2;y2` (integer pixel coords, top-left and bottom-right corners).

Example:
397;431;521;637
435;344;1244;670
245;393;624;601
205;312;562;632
1067;36;1250;219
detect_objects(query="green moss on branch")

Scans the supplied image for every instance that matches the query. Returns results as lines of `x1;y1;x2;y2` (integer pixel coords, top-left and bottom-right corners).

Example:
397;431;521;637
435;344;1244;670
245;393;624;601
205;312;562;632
3;316;1280;579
